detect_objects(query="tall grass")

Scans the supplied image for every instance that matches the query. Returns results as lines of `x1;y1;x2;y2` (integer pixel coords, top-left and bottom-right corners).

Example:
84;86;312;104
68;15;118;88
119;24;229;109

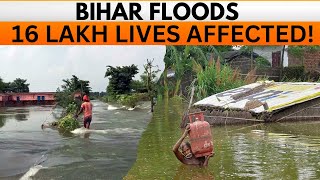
193;59;246;100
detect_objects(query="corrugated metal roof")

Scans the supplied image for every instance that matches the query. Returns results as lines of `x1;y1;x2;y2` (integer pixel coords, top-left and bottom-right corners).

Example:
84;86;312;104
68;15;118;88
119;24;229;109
194;81;320;114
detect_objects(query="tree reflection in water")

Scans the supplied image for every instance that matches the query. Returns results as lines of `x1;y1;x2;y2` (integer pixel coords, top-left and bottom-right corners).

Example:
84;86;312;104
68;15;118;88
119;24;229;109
0;115;6;128
173;165;215;180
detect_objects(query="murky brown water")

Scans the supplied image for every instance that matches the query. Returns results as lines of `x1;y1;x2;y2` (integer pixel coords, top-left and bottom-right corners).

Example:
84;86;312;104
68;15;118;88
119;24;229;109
126;98;320;180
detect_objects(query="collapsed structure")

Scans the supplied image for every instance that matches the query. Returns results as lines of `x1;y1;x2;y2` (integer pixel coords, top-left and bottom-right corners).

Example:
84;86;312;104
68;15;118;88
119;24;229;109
182;81;320;126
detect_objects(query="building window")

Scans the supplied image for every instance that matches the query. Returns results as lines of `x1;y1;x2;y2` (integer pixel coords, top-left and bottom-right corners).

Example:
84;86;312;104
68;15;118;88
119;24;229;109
42;96;45;101
37;96;41;101
17;96;20;102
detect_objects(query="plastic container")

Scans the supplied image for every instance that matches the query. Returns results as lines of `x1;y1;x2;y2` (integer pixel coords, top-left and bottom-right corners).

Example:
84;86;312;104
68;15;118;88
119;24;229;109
188;112;214;158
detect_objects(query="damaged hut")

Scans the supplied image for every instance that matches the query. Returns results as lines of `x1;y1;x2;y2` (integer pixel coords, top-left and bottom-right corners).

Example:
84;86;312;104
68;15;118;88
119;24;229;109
182;81;320;126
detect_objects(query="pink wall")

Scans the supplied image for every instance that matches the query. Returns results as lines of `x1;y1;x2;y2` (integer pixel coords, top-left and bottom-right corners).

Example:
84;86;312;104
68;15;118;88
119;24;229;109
0;95;9;102
11;93;55;101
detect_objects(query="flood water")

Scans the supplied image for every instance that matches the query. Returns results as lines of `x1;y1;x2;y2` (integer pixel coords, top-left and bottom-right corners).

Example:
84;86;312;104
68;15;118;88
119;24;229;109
1;99;320;179
125;98;320;180
0;100;152;180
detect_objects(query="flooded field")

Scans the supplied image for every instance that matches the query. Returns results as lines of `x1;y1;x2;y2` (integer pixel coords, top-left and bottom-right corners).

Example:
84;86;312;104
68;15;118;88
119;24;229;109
126;98;320;180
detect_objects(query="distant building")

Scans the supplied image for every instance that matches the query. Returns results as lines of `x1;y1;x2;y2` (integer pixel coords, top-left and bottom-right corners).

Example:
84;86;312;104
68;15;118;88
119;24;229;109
218;50;260;73
0;92;56;107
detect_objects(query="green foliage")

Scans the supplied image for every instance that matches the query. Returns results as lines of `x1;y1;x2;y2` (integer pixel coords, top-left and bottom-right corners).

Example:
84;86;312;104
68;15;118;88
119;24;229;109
130;79;147;93
164;46;208;96
281;66;305;81
117;94;139;108
256;56;271;68
288;46;320;59
105;64;139;95
10;78;30;92
288;46;304;59
0;77;4;93
61;75;91;94
57;114;80;132
104;93;149;108
55;75;91;108
0;78;31;93
0;78;30;93
194;61;245;100
240;45;254;53
143;59;160;106
162;45;229;98
65;102;78;114
55;88;74;108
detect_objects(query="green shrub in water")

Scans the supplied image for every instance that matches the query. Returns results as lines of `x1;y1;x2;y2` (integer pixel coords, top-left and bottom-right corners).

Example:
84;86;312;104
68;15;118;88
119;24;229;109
65;102;78;114
58;114;80;131
117;94;139;108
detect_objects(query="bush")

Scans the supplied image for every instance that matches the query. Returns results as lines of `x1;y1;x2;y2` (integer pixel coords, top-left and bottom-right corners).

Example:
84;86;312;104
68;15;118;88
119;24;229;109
255;56;271;68
54;91;74;108
102;93;149;107
134;93;149;101
117;94;139;108
194;61;245;100
58;114;80;131
65;102;78;114
282;66;305;81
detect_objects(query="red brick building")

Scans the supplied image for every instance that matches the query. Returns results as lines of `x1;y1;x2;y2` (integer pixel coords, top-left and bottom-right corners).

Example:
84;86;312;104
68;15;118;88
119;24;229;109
288;50;320;72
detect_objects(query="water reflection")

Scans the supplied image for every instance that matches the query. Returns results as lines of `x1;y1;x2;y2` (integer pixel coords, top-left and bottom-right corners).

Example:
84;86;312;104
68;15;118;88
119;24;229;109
126;99;320;179
0;115;5;128
14;113;28;121
0;108;30;128
173;165;215;180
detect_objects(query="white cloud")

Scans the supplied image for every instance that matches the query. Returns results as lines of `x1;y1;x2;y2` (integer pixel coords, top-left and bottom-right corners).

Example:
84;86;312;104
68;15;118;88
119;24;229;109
0;45;166;92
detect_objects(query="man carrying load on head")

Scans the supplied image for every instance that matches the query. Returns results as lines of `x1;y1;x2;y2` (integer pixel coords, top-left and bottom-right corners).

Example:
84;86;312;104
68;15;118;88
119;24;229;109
75;95;93;129
172;124;214;167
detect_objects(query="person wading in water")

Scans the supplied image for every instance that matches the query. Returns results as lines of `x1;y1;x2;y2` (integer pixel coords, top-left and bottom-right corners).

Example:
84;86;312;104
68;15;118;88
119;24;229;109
172;124;214;167
75;95;93;129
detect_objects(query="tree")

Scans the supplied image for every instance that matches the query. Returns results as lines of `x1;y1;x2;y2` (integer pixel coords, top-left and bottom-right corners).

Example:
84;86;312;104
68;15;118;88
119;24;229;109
0;77;4;92
61;75;91;94
55;75;92;108
10;78;29;93
104;64;139;95
3;82;12;93
162;47;175;99
130;79;147;93
166;46;207;96
143;59;160;112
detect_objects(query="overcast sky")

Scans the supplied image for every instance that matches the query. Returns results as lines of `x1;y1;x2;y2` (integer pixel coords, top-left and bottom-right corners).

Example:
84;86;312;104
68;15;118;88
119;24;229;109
0;46;166;92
